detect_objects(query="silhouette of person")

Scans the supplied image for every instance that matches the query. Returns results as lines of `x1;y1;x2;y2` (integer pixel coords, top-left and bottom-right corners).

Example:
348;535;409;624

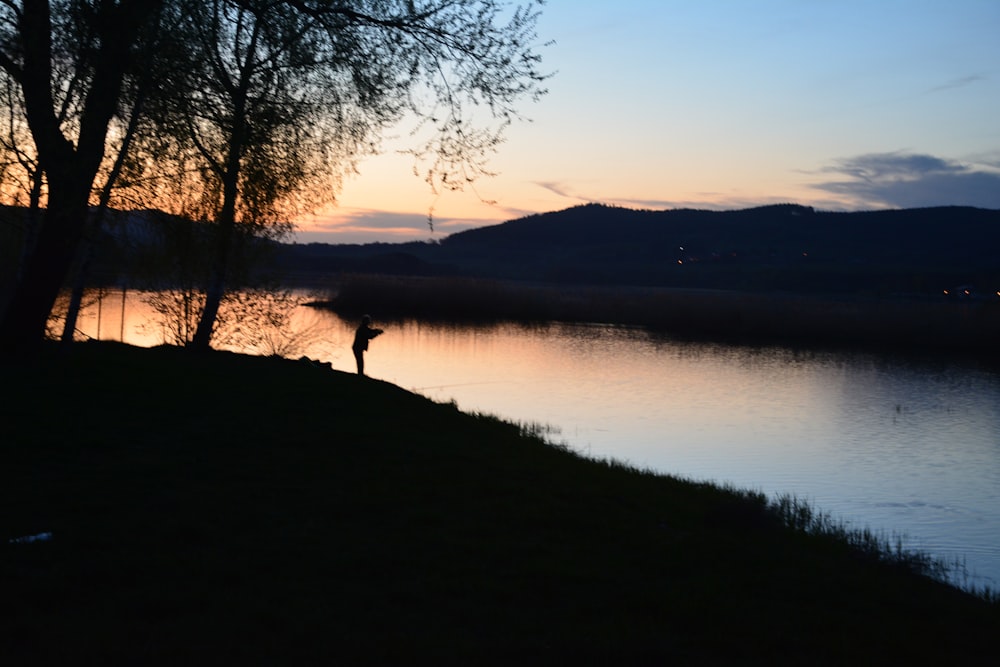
352;314;384;376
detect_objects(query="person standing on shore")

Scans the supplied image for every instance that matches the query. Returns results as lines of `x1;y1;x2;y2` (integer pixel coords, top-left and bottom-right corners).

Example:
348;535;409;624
352;314;384;376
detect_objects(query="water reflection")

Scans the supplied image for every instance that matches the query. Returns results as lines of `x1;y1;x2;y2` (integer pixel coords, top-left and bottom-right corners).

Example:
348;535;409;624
73;289;1000;588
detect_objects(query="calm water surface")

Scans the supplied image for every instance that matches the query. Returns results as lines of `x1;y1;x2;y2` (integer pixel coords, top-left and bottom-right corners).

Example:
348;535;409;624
76;291;1000;589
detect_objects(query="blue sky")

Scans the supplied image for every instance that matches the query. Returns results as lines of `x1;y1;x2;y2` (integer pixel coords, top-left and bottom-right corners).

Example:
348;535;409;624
295;0;1000;244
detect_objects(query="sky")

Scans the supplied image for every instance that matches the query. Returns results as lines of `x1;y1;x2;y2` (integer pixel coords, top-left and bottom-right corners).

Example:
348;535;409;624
294;0;1000;244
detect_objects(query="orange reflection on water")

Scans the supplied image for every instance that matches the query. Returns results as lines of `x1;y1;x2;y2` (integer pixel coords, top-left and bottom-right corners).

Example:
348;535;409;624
65;289;172;348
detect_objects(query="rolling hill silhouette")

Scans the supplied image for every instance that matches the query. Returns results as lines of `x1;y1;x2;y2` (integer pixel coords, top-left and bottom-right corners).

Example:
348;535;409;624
278;203;1000;298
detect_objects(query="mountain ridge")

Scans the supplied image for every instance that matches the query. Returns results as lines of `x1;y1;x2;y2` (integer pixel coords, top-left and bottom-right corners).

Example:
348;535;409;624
277;203;1000;297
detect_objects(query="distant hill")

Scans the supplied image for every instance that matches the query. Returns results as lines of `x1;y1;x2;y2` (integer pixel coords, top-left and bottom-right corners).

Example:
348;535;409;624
275;203;1000;298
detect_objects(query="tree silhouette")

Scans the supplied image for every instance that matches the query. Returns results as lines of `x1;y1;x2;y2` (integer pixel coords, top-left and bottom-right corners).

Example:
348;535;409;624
0;0;548;355
0;0;167;355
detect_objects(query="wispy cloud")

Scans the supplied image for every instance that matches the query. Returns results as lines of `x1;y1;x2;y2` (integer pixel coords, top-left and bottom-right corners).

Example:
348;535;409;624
532;181;590;202
810;152;1000;209
926;73;988;94
294;208;501;244
309;210;431;233
616;194;807;211
535;182;815;213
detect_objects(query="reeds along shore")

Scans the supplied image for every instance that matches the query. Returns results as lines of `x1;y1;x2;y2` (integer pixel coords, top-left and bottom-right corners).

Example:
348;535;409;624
318;274;1000;356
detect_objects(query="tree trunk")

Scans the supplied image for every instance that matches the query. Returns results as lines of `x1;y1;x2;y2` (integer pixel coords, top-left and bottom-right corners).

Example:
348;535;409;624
61;83;149;346
0;0;162;357
189;221;233;351
59;236;93;345
0;191;89;354
189;17;259;352
189;150;242;351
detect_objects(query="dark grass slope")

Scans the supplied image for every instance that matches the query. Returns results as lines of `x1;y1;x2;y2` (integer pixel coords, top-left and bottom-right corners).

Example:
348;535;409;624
2;342;996;665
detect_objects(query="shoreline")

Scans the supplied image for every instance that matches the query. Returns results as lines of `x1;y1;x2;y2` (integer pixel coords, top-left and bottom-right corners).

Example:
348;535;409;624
310;273;1000;361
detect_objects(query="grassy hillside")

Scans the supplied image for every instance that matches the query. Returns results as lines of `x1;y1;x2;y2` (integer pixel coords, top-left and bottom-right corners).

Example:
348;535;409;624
2;342;997;665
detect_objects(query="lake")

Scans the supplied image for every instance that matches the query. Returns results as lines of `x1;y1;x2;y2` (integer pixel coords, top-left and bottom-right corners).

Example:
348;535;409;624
73;288;1000;590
